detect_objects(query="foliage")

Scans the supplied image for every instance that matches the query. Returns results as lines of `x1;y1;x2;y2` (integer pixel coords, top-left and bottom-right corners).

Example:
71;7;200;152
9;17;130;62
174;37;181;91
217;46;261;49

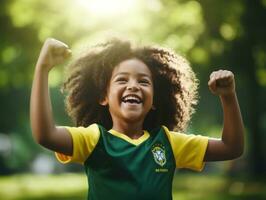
0;0;265;175
0;173;265;200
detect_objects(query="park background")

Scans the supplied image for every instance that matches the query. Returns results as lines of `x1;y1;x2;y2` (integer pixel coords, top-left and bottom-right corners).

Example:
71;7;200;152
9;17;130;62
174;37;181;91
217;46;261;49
0;0;266;199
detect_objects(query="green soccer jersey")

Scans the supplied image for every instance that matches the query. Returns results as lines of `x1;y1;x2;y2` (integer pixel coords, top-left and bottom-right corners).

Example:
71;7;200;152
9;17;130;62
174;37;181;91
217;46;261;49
56;124;208;200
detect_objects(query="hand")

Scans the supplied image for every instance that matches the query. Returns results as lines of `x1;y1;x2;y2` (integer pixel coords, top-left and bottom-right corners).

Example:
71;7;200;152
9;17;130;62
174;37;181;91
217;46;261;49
36;38;72;71
208;70;235;96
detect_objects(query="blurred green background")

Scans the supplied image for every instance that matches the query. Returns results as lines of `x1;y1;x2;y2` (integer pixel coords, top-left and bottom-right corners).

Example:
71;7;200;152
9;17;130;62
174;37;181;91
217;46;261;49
0;0;266;199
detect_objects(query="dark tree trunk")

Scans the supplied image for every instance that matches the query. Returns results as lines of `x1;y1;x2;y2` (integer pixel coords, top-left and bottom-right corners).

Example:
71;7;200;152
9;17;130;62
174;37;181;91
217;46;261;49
238;0;266;175
199;0;266;176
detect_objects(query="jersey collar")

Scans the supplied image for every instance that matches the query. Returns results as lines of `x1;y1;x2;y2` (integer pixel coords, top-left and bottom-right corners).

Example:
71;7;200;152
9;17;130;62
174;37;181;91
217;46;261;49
108;129;150;146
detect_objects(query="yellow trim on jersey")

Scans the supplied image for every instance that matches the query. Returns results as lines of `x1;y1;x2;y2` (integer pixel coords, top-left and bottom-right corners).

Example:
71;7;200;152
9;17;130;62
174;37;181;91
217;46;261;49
108;129;150;146
163;126;209;171
55;124;100;164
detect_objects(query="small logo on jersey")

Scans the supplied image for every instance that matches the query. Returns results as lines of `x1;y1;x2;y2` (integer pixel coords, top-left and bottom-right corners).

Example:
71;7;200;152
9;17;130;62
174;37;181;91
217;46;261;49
152;144;166;167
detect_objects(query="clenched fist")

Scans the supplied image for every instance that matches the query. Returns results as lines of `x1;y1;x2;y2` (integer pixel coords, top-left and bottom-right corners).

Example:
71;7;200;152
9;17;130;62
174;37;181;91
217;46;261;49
36;38;72;71
208;70;235;96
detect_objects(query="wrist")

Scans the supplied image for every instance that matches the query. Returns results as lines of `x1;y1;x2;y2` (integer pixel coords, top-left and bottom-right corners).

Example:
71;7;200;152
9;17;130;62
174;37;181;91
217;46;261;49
219;91;237;102
35;62;53;74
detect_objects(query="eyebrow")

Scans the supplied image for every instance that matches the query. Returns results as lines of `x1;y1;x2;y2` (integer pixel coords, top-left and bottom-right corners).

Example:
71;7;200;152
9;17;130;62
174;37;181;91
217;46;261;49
113;72;152;79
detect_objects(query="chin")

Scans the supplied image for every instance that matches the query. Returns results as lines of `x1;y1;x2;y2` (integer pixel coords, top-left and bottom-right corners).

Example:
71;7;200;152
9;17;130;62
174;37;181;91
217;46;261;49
123;113;145;123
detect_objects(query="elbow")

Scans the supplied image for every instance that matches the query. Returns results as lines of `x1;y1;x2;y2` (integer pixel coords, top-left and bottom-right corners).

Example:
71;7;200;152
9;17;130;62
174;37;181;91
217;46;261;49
36;137;47;146
30;119;55;147
234;141;245;158
229;146;244;159
236;147;244;158
31;128;53;148
32;132;49;146
35;136;54;150
223;136;244;160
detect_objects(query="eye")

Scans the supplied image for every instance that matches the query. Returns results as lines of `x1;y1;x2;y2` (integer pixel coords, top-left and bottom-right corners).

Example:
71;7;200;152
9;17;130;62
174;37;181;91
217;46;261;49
139;79;151;85
115;77;127;84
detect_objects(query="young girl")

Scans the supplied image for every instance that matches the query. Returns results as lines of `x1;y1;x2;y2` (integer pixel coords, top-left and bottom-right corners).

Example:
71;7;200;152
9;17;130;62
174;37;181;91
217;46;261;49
30;38;244;200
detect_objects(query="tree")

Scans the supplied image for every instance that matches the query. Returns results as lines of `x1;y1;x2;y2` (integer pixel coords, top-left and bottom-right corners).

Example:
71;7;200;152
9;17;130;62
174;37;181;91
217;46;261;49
198;0;266;175
1;0;265;176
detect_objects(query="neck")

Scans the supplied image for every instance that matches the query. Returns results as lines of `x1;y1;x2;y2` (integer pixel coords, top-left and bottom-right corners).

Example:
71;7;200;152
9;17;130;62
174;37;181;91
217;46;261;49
111;119;144;139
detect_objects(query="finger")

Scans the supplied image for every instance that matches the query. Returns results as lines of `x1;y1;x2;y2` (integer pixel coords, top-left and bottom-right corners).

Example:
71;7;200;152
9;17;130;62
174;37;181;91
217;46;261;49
48;38;69;48
52;49;71;65
209;71;216;80
64;49;72;58
218;70;233;79
216;78;228;87
52;45;66;54
208;75;216;85
210;70;222;80
212;70;224;80
209;70;224;94
56;56;64;63
226;71;234;81
208;76;217;94
216;70;223;80
221;70;232;79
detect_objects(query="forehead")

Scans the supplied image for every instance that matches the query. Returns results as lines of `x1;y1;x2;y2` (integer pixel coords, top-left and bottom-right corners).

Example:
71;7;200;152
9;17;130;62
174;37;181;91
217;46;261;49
112;58;152;78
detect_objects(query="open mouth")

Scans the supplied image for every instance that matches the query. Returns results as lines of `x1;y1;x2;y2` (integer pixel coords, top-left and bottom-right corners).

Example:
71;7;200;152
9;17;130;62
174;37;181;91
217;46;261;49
121;94;142;104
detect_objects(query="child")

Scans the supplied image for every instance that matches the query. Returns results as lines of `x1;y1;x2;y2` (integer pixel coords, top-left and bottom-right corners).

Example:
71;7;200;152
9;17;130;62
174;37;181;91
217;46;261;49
30;38;244;200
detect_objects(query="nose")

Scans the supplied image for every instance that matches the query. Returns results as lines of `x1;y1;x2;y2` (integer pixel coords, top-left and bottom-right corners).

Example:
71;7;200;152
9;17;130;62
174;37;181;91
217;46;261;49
127;80;139;91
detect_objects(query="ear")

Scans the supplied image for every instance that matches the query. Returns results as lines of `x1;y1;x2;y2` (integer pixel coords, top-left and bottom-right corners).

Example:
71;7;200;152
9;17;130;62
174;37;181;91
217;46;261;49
99;97;108;106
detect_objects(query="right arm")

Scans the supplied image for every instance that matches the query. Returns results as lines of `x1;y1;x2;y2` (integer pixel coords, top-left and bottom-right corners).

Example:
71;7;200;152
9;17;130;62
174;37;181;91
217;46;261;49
30;38;73;155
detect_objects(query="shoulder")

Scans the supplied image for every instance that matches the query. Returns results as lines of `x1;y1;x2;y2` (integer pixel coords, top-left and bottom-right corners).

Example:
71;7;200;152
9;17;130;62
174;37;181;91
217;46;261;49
64;123;101;152
161;125;186;139
161;125;209;171
65;123;100;135
55;123;102;164
161;125;209;146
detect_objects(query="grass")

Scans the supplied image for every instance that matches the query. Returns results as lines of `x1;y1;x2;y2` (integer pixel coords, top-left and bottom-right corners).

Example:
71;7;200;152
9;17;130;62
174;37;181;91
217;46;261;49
0;173;265;200
0;174;86;200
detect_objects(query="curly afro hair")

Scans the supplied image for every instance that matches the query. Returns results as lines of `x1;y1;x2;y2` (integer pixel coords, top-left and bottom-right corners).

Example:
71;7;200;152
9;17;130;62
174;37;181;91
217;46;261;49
62;38;199;132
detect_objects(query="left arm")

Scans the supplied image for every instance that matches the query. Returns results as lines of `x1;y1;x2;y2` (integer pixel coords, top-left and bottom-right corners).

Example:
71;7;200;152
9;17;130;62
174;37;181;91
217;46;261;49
204;70;244;161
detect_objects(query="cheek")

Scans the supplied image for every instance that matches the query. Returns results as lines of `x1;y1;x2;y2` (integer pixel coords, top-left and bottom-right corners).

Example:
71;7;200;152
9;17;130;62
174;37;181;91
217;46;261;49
108;86;123;103
145;88;154;105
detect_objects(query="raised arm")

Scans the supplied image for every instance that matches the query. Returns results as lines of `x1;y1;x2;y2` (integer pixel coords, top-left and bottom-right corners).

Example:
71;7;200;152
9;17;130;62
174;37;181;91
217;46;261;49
204;70;244;161
30;38;73;155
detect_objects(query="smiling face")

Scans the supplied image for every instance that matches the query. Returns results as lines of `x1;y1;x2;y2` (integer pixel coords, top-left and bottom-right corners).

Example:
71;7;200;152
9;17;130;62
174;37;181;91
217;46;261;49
101;58;154;127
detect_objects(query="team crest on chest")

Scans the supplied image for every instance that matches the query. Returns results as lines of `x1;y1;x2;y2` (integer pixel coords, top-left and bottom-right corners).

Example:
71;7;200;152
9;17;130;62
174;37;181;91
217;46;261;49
151;144;166;167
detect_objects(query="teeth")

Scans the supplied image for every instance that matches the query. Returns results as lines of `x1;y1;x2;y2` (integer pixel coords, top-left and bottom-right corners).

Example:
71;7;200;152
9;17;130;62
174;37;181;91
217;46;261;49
122;95;142;103
125;97;138;101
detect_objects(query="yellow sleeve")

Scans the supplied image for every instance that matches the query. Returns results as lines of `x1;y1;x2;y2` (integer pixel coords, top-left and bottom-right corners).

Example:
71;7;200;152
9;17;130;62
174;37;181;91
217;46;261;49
163;126;209;171
55;123;100;164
